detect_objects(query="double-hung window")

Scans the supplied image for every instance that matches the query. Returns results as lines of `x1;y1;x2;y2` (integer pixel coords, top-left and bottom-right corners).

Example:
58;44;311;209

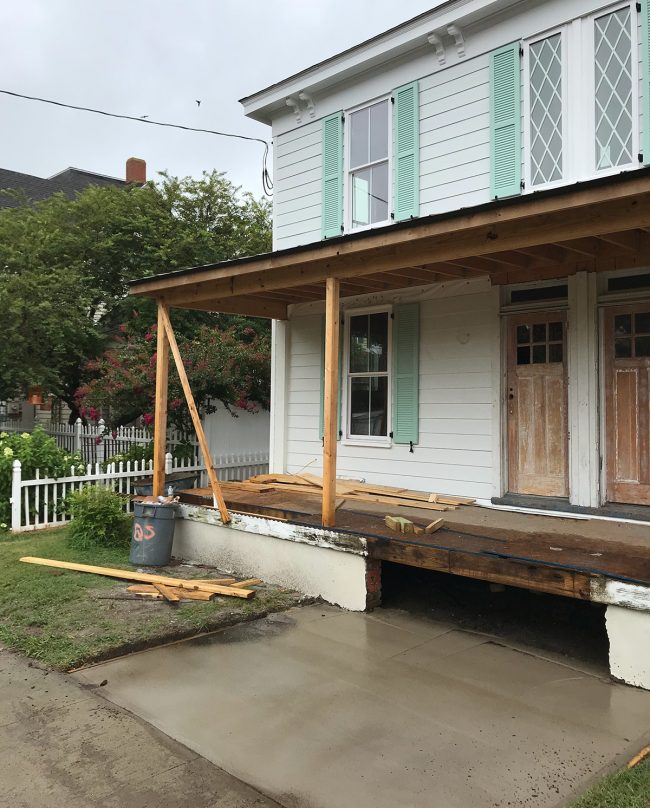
347;99;390;230
345;308;391;442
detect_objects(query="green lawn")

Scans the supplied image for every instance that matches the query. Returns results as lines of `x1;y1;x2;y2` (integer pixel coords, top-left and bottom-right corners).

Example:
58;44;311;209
567;758;650;808
0;527;301;669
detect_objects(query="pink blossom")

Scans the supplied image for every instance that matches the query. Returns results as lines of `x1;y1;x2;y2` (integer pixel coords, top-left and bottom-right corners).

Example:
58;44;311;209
95;436;103;445
144;332;153;342
143;413;154;426
170;398;182;411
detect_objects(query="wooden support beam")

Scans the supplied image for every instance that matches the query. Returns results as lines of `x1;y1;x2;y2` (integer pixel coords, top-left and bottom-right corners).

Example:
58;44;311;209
322;277;340;528
130;177;650;300
158;304;231;524
165;295;288;320
153;302;170;497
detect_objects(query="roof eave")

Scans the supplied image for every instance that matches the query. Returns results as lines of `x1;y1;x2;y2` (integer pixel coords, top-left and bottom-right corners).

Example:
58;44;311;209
239;0;506;123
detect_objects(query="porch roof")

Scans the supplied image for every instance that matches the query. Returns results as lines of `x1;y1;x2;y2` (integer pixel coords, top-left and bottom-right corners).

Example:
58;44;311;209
129;169;650;319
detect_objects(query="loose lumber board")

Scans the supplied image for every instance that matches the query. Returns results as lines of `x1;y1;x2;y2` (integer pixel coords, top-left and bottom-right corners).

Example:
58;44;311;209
127;585;214;601
153;583;181;602
19;557;255;599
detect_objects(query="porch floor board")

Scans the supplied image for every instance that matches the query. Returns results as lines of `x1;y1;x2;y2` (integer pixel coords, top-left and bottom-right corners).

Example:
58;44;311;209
180;486;650;597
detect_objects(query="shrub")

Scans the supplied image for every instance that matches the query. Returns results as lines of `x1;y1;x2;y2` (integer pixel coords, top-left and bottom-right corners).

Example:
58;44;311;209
102;439;196;470
64;485;132;551
0;428;84;529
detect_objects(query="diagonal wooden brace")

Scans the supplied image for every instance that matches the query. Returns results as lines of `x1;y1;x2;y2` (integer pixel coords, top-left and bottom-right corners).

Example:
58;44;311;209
158;302;231;524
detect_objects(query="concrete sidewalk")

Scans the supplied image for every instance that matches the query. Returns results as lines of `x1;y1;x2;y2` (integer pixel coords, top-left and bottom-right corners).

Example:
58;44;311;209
0;648;280;808
73;604;650;808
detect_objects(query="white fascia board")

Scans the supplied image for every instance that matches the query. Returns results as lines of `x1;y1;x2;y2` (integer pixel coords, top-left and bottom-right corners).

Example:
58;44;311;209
240;0;513;124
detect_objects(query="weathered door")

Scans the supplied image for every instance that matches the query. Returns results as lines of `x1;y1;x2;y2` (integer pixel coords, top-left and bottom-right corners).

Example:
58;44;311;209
507;312;568;497
604;303;650;505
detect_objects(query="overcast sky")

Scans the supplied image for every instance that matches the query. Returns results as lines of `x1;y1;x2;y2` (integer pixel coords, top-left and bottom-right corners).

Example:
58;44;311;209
1;1;435;198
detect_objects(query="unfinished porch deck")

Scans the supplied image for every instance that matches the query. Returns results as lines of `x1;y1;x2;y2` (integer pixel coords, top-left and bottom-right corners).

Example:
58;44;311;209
179;482;650;601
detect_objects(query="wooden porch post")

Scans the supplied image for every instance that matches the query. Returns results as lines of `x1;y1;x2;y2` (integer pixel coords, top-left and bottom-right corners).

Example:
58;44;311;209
152;301;170;497
322;277;340;527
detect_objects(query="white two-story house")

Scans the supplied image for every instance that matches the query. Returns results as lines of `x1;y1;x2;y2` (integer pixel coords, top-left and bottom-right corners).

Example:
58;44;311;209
224;0;650;516
131;0;650;688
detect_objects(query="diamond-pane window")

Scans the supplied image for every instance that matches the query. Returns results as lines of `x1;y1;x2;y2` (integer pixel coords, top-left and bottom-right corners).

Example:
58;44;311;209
594;8;633;170
530;34;563;186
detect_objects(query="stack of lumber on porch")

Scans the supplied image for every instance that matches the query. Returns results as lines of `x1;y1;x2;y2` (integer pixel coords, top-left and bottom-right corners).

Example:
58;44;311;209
217;473;474;513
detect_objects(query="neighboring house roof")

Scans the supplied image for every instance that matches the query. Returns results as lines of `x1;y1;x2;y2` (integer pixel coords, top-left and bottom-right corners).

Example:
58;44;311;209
0;166;128;209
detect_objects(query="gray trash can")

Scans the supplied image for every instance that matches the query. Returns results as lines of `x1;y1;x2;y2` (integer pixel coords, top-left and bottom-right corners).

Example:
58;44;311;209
130;502;177;566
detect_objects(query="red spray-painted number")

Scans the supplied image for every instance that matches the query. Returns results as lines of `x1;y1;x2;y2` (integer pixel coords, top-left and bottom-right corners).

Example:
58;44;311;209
133;522;156;542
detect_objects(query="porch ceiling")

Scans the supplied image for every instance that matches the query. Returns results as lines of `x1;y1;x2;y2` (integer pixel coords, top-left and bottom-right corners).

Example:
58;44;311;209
129;171;650;319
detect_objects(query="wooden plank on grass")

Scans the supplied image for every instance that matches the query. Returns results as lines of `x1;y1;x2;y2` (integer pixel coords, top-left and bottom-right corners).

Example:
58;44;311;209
230;578;263;588
153;583;181;602
19;557;255;599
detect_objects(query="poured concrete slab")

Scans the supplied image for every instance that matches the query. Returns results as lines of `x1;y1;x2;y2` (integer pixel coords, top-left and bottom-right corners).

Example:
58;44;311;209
73;605;650;808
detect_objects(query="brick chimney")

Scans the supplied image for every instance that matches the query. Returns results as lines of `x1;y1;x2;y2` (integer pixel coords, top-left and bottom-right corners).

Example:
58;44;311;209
126;157;146;184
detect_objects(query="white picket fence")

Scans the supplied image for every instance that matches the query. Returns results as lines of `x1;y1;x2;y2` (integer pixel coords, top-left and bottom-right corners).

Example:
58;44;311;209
10;449;269;532
0;418;198;466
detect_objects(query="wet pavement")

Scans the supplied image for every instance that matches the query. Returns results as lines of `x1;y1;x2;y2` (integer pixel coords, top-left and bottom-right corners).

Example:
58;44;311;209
74;604;650;808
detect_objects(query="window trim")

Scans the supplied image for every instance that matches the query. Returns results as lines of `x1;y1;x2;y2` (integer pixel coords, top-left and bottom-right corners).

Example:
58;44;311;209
342;304;393;447
523;25;570;193
344;96;393;234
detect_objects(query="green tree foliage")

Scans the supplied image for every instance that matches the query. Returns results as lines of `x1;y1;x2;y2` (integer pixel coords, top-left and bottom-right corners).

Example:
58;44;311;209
0;171;272;419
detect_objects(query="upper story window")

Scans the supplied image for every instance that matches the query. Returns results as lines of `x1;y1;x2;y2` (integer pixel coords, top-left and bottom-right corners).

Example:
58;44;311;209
347;99;390;230
594;6;634;170
529;33;565;187
523;2;638;192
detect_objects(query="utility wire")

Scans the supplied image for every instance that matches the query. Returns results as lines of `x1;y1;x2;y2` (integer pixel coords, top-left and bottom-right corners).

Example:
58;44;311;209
0;88;273;196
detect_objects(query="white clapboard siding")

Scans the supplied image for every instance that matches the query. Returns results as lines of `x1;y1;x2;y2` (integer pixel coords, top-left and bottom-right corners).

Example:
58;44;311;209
419;53;491;217
274;119;322;249
284;281;499;499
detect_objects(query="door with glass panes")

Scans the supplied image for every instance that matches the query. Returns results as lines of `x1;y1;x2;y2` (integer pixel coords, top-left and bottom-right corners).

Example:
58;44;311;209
604;304;650;505
507;312;568;497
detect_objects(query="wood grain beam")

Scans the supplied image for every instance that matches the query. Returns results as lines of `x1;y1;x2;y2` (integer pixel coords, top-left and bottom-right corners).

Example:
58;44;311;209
152;303;169;497
322;278;340;528
145;193;650;307
165;295;288;319
159;304;230;524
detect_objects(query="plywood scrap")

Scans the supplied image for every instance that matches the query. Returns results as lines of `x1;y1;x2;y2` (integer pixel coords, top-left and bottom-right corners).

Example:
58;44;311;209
425;519;445;534
19;557;255;599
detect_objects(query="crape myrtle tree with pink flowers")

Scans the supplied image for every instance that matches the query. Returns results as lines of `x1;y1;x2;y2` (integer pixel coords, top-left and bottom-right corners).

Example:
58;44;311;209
77;313;271;432
0;170;272;423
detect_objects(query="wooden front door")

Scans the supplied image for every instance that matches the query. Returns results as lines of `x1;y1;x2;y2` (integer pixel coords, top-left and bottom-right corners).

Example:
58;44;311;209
604;303;650;505
507;312;568;497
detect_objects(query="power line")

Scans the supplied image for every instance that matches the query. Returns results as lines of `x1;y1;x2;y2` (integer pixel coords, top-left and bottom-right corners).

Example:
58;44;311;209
0;88;273;196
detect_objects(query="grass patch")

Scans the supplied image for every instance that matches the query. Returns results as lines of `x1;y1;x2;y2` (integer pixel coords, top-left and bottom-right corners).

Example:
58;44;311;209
0;527;303;669
568;758;650;808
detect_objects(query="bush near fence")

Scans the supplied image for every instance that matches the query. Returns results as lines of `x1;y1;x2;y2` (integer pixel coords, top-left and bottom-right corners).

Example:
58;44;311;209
9;450;269;532
0;428;83;531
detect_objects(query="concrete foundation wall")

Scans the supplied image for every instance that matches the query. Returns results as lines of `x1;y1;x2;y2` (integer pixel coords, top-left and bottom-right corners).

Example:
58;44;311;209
172;514;368;612
607;605;650;690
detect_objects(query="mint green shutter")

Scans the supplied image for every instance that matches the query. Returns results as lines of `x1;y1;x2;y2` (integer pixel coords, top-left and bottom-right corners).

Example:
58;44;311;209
392;303;419;445
322;113;344;238
319;315;343;440
643;2;650;164
393;82;420;221
490;43;521;198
